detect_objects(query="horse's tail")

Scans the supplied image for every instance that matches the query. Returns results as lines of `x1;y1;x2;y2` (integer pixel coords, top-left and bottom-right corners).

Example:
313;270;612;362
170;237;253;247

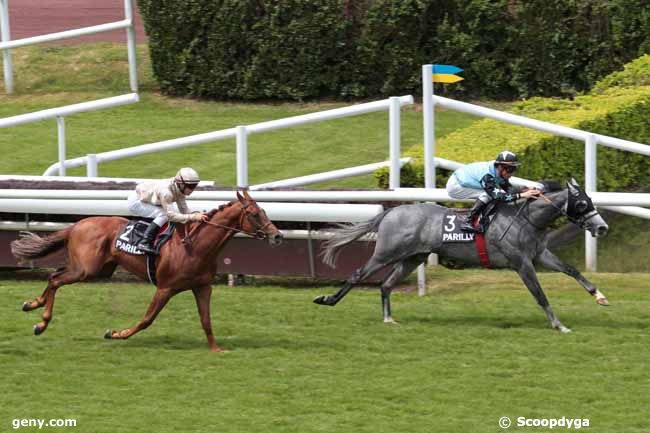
321;208;392;268
11;227;72;262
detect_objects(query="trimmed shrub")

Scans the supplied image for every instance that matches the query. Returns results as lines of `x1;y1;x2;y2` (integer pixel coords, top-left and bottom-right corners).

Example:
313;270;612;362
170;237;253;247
138;0;650;101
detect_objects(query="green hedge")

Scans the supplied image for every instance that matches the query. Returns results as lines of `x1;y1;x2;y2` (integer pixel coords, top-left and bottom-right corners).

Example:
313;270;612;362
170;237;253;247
138;0;650;101
377;55;650;190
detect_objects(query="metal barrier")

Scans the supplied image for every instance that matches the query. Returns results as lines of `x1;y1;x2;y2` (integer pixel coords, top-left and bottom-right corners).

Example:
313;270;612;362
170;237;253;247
0;0;139;176
42;95;415;186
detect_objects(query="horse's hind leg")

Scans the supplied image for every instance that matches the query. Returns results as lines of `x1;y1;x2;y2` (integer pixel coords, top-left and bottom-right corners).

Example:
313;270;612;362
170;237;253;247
381;254;429;324
536;249;609;306
28;267;85;335
105;287;176;341
314;255;392;307
22;267;67;312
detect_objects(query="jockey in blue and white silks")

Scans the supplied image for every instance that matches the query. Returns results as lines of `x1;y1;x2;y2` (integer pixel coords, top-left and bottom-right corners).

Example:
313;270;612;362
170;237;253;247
446;151;540;233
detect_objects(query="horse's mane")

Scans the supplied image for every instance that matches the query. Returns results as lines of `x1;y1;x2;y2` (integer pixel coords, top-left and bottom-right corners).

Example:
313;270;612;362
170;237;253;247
538;179;563;192
207;200;240;218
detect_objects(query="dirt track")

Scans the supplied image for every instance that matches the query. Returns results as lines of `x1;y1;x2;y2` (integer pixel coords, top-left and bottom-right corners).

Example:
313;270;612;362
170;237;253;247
6;0;147;44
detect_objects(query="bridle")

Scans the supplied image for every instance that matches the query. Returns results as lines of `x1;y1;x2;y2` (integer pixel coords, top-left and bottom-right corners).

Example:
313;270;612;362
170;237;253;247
537;191;599;230
201;201;272;240
500;189;598;240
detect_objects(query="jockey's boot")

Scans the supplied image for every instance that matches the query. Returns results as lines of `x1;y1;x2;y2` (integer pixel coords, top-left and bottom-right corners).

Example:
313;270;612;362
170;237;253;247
461;200;487;233
137;222;161;255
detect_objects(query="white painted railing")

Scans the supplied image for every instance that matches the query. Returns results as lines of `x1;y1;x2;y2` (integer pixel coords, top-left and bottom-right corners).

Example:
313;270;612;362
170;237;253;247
0;0;138;94
0;93;139;128
0;198;382;223
1;188;649;207
250;158;412;190
43;95;415;185
0;0;140;176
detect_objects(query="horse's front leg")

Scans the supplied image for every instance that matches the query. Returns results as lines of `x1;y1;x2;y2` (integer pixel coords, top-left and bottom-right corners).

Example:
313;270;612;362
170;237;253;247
516;259;571;333
192;285;227;353
536;248;609;306
105;287;176;341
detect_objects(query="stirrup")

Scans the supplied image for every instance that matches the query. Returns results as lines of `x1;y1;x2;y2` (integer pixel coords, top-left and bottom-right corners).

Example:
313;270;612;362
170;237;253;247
460;221;483;233
137;241;157;255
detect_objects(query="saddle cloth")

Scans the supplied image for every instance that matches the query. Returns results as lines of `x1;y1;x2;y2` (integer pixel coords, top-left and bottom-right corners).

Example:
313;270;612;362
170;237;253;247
441;208;495;268
115;220;175;256
115;221;176;286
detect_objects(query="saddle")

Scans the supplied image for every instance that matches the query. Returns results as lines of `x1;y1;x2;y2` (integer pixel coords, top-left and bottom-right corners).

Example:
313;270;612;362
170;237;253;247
442;203;500;269
115;221;176;286
115;220;176;256
443;201;499;242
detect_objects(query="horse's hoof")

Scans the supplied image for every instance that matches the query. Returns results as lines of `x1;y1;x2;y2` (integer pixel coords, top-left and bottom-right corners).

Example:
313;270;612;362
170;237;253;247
313;295;327;305
557;326;572;334
104;329;113;339
596;297;610;306
33;324;44;336
22;302;31;312
384;319;400;325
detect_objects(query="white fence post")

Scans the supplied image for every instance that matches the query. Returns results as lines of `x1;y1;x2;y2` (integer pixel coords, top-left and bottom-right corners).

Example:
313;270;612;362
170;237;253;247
236;125;248;188
0;0;13;94
422;64;435;188
124;0;138;92
86;154;98;177
585;134;598;271
388;96;401;189
57;117;66;176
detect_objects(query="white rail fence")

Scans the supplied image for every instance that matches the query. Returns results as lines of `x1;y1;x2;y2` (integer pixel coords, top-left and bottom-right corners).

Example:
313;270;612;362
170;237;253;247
43;95;415;189
0;0;139;176
0;0;138;94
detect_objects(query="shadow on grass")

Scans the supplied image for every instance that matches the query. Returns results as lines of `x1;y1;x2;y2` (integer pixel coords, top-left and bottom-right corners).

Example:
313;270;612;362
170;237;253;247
406;309;643;331
95;333;343;352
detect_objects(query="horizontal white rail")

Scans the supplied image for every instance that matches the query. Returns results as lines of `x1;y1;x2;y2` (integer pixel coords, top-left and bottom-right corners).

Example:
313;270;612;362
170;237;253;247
250;158;412;190
0;199;383;223
2;188;649;207
0;19;131;50
247;95;414;134
433;95;650;156
0;93;139;128
42;95;414;176
0;221;377;241
0;174;214;186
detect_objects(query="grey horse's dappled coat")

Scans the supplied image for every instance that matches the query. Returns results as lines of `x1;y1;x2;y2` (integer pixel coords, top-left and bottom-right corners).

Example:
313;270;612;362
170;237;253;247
315;180;609;332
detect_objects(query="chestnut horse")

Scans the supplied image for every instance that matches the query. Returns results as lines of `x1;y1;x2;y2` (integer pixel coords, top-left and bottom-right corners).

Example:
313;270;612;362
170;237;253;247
11;190;282;352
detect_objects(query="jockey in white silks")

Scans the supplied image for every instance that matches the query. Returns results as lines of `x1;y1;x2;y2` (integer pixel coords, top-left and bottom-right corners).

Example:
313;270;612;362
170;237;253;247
446;151;541;233
127;167;209;254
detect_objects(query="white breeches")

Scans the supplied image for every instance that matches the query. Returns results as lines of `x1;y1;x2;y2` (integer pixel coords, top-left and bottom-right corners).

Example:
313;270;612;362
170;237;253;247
446;175;491;203
127;192;168;226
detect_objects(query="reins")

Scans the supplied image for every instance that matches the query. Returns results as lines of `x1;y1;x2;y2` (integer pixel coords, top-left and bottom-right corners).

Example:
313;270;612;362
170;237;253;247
185;202;271;242
499;190;596;241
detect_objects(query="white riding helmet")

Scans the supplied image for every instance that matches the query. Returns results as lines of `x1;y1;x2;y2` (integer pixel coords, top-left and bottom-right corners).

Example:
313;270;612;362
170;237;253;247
175;167;200;187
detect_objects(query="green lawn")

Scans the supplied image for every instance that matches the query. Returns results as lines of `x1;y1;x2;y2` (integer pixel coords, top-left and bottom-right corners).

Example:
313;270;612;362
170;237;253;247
0;269;648;433
0;44;476;188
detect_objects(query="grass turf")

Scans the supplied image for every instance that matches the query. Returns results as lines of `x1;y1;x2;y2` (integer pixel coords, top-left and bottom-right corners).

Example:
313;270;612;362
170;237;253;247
1;269;649;433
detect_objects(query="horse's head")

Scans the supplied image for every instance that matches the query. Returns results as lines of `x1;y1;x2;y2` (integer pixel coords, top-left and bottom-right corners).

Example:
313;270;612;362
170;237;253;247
236;190;283;246
566;178;608;238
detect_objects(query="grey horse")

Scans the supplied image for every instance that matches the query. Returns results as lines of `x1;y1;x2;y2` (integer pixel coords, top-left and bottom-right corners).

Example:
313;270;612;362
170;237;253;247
314;179;609;333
